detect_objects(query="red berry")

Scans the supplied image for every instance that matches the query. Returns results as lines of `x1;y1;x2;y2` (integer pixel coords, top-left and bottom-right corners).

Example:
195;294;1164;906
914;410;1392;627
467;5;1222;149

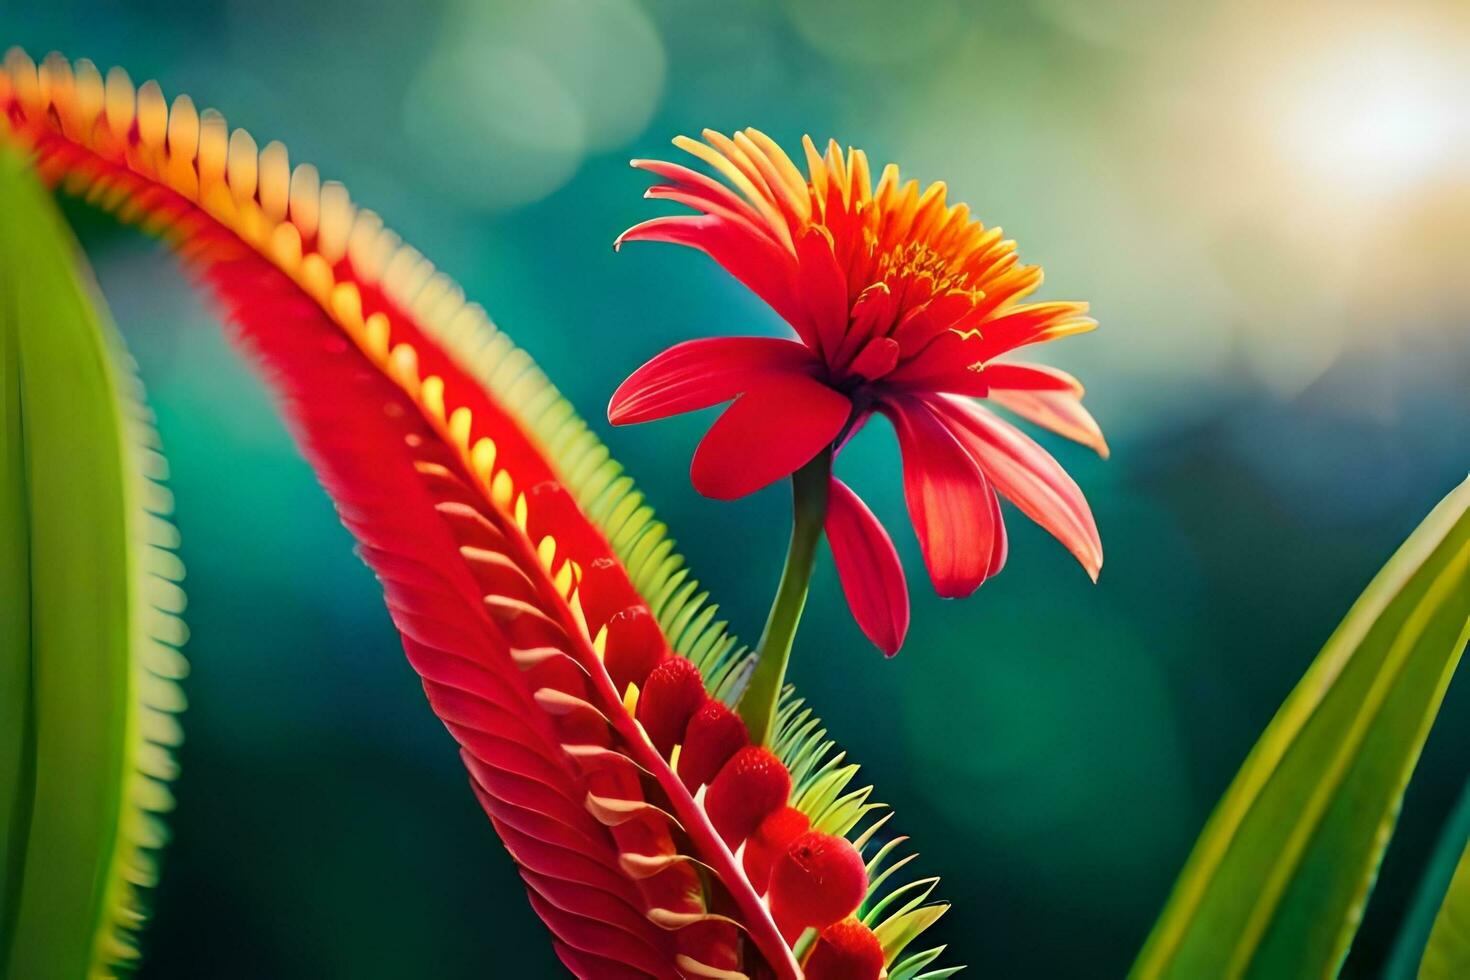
677;701;749;791
704;746;791;846
635;656;706;757
769;831;868;941
804;918;885;980
742;805;811;894
603;604;668;693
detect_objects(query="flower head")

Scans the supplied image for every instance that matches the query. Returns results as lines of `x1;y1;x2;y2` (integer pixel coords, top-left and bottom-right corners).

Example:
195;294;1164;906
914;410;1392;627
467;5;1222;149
610;129;1105;653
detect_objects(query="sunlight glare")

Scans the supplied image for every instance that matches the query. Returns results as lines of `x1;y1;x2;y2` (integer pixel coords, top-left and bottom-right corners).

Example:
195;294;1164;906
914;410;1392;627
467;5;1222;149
1275;33;1465;197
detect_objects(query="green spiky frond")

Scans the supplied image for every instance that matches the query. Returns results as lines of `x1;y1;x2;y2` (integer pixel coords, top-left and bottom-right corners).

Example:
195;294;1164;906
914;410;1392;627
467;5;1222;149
93;339;189;973
0;142;186;978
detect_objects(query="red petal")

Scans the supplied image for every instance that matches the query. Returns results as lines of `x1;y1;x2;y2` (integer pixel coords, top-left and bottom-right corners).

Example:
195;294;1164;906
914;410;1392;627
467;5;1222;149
794;225;849;360
846;336;900;381
982;360;1085;394
989;386;1109;458
644;185;781;247
690;374;850;500
891;289;975;357
887;307;1095;394
984;480;1008;578
608;336;816;425
616;214;818;347
889;357;989;397
884;329;985;393
961;301;1096;359
879;395;998;598
825;478;909;655
932;396;1102;579
632;158;769;234
831;282;897;368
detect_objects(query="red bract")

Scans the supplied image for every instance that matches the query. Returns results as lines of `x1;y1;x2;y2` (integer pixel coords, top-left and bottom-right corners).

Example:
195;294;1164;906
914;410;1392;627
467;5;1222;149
610;130;1107;653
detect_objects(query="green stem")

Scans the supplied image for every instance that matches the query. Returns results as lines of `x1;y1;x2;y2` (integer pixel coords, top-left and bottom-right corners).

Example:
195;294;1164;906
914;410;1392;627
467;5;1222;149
738;449;831;746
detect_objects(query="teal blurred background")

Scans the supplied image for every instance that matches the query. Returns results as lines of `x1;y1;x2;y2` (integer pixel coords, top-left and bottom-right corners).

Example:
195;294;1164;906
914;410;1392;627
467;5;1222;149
6;0;1470;975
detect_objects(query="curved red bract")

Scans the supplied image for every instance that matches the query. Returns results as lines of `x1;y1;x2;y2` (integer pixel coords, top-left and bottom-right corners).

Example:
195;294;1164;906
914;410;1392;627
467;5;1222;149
1;50;949;979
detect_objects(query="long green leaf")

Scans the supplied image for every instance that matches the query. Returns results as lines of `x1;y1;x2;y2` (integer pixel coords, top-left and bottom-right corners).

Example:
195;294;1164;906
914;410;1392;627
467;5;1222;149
0;144;36;973
1414;784;1470;979
0;144;187;977
1385;781;1470;978
1421;846;1470;978
1132;476;1470;979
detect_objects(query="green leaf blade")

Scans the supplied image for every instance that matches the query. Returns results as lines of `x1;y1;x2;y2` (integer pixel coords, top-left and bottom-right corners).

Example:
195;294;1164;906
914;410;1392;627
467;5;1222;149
1132;477;1470;979
1421;839;1470;979
1398;782;1470;980
0;144;35;970
0;144;187;977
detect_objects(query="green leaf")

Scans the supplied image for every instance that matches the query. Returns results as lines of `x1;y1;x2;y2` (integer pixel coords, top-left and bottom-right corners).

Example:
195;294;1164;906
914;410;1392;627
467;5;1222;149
874;902;949;965
0;144;187;977
1385;781;1470;978
1408;781;1470;979
1421;839;1470;979
1132;477;1470;979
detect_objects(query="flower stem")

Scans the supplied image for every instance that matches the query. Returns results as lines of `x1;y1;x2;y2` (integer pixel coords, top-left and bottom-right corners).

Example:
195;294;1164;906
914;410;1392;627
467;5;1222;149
739;449;831;746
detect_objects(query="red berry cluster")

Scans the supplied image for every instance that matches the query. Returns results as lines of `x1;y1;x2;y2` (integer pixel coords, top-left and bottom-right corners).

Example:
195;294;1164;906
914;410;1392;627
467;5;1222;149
626;652;885;971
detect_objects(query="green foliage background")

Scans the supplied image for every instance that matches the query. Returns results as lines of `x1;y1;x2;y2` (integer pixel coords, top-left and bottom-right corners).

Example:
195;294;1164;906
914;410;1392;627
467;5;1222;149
3;0;1467;976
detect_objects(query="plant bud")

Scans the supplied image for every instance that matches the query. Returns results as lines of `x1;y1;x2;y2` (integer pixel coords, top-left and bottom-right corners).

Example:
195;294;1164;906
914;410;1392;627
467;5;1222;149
704;746;790;846
677;700;748;790
635;656;705;756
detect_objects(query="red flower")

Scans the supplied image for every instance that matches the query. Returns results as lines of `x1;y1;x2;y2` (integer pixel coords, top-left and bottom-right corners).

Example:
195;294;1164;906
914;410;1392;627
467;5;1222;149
610;130;1105;654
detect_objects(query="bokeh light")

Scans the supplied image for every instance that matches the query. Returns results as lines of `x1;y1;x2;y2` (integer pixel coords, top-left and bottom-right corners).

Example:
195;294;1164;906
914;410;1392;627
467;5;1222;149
405;0;665;210
1272;22;1465;201
404;39;587;211
780;0;961;65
